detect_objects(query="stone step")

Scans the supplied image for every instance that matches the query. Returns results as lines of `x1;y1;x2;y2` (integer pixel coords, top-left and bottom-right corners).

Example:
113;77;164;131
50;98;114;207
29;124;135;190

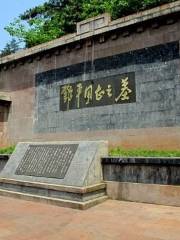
0;178;106;202
0;178;108;209
0;188;108;210
0;178;106;193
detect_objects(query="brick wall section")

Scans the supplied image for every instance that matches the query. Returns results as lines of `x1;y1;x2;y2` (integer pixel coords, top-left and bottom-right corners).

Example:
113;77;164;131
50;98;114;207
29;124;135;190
0;8;180;149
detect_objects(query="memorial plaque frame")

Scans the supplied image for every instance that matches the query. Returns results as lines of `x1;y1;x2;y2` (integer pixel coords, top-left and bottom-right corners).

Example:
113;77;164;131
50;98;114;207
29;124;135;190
15;144;78;179
60;72;136;111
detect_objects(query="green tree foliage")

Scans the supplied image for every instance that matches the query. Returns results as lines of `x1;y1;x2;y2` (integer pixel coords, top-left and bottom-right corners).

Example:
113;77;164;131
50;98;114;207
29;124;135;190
0;39;20;57
4;0;176;48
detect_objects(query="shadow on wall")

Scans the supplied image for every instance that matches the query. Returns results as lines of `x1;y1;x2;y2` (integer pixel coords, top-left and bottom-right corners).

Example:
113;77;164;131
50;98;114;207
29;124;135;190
0;155;9;172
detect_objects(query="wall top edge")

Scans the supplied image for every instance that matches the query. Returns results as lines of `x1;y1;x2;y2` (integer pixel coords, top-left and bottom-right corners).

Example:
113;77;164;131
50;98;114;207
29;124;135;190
1;0;180;65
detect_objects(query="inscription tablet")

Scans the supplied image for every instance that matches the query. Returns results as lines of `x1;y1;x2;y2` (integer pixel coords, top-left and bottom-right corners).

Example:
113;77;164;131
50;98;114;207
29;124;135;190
15;144;78;179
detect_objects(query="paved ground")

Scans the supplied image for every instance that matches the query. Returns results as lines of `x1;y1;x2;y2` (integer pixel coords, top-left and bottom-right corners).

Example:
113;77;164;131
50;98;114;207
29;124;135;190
0;197;180;240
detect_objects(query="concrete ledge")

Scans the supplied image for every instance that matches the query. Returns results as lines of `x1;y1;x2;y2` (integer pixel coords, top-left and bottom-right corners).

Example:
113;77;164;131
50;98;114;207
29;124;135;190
0;178;106;194
106;181;180;207
0;178;106;203
102;157;180;165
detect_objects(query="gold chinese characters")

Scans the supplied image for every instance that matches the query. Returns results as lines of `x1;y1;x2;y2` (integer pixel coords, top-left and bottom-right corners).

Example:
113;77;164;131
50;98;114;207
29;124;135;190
115;77;132;102
61;84;73;110
60;75;135;111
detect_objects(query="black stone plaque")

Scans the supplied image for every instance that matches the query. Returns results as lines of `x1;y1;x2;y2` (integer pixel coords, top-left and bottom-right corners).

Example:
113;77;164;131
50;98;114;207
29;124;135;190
15;144;78;179
60;72;136;111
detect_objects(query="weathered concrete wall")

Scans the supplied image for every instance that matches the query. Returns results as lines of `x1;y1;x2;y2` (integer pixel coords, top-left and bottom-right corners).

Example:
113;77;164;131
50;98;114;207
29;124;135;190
106;181;180;207
0;2;180;149
103;157;180;206
102;157;180;185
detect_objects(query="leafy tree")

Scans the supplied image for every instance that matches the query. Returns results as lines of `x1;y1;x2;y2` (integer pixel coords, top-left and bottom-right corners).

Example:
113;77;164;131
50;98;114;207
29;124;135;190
5;0;85;48
4;0;176;48
0;39;20;57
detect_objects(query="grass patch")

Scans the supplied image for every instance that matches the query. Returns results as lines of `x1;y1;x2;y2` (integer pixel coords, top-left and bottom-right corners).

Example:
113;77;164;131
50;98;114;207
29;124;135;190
1;145;180;157
0;146;15;154
109;148;180;157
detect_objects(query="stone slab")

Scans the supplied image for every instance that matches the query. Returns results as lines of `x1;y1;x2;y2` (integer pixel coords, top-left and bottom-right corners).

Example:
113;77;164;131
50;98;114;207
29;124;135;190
0;141;108;187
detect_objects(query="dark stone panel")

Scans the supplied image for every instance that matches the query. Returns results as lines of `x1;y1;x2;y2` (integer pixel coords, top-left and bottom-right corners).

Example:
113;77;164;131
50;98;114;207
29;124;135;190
36;41;179;86
60;72;136;111
15;144;78;179
102;157;180;185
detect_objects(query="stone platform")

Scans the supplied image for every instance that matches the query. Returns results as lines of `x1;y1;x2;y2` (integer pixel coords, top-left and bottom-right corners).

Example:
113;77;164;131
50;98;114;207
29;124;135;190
0;178;107;210
0;141;108;209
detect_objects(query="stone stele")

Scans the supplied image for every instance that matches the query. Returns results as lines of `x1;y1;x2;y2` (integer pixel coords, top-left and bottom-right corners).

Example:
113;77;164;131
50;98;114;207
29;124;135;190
0;141;108;187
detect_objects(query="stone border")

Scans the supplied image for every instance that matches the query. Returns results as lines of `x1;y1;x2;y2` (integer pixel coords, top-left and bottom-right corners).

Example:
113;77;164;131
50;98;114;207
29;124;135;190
102;157;180;166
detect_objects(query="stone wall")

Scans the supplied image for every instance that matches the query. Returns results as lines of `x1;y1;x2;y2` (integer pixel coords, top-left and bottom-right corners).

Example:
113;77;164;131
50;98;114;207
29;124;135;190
35;42;179;133
102;157;180;185
0;2;180;149
103;157;180;207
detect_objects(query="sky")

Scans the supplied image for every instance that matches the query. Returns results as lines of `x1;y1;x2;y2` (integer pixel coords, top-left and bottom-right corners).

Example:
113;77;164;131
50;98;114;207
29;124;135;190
0;0;46;50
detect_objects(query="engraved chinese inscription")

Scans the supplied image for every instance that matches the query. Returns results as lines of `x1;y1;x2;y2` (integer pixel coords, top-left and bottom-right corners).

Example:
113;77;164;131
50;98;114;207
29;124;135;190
15;144;78;179
60;72;136;111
